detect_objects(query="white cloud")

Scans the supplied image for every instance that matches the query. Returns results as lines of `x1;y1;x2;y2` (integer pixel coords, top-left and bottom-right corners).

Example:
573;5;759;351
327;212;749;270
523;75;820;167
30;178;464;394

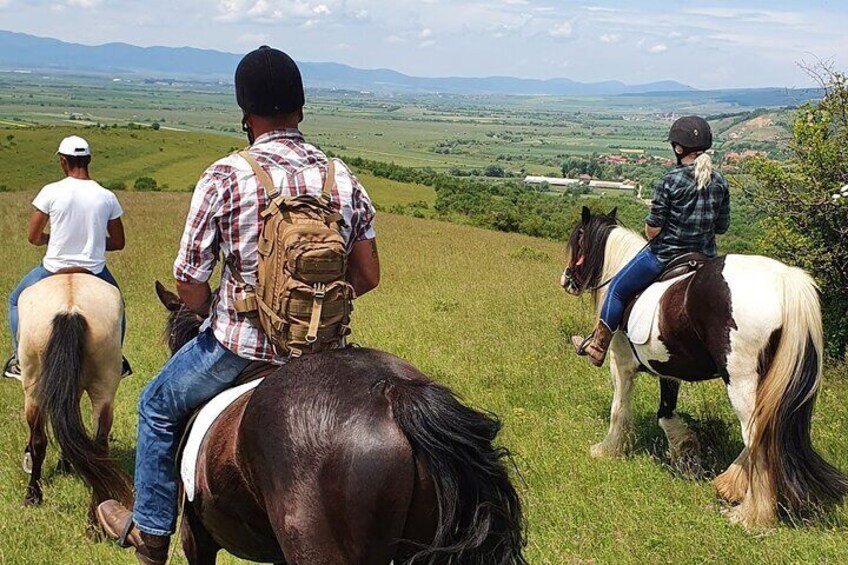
599;33;621;44
649;43;667;54
66;0;100;7
419;39;436;48
548;21;572;39
419;28;433;39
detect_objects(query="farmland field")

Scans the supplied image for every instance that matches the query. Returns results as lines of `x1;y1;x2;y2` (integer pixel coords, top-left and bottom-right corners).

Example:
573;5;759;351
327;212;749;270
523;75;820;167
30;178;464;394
0;72;794;178
0;187;847;563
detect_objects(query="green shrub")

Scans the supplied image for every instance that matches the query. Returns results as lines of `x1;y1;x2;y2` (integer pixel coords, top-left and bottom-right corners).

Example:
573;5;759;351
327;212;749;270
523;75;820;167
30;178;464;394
134;176;160;192
741;66;848;359
104;180;126;191
509;246;551;262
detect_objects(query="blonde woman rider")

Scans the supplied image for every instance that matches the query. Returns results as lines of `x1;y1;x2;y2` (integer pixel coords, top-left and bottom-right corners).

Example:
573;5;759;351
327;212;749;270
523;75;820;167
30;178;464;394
572;116;731;366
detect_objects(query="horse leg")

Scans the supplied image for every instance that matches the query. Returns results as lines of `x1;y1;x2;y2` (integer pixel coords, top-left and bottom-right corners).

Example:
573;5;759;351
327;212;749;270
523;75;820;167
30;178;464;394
91;398;114;452
24;398;48;506
181;501;220;565
657;378;701;471
591;335;638;458
718;369;773;526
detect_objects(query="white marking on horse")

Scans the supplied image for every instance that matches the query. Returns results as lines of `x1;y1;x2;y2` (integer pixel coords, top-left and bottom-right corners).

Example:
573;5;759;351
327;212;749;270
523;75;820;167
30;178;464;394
181;378;264;502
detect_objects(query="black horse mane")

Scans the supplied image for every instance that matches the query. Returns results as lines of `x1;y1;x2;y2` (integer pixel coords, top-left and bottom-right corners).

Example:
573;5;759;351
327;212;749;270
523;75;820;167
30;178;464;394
165;306;203;355
567;206;619;295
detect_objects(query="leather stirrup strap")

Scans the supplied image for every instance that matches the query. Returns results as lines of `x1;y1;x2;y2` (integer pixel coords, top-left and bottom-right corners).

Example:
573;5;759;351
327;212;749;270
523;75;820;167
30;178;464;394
118;515;135;548
238;150;276;198
322;159;336;199
306;283;326;344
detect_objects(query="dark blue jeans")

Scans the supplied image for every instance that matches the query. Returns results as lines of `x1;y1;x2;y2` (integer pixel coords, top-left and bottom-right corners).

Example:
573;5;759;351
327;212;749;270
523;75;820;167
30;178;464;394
600;247;665;331
133;329;251;535
8;265;125;352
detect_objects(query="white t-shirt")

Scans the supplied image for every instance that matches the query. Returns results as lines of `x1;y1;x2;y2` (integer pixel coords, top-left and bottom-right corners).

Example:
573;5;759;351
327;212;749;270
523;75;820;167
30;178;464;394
32;177;123;273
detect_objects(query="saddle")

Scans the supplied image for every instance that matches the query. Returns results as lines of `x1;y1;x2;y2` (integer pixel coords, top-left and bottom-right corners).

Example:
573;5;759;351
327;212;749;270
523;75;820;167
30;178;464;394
176;361;277;473
621;252;709;330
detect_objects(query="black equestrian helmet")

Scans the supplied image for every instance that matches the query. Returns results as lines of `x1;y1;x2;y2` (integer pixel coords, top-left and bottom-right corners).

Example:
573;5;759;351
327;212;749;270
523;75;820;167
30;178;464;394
235;46;305;117
668;116;713;151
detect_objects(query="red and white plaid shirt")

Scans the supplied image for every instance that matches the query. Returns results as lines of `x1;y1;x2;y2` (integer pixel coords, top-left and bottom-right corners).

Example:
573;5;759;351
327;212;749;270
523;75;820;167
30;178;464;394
173;129;376;363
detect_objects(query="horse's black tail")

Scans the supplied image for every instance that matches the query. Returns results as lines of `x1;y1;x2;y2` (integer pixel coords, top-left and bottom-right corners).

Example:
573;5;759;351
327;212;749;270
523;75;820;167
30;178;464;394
388;377;527;564
36;311;133;510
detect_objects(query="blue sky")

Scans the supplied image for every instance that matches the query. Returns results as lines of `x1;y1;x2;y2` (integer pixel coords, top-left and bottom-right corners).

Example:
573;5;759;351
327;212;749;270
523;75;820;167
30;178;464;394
0;0;844;88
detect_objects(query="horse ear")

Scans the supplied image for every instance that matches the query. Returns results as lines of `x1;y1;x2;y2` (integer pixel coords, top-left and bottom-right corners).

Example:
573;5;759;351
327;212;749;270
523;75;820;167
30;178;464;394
609;207;618;221
155;280;182;312
581;206;591;223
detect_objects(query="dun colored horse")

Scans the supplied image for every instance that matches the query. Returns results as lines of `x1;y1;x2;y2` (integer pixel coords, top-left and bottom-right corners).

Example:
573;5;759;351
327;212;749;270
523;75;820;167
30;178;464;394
561;207;848;528
155;282;526;564
16;273;131;519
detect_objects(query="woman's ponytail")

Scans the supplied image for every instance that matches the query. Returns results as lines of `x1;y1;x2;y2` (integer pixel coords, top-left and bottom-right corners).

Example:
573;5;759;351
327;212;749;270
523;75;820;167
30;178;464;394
693;153;713;190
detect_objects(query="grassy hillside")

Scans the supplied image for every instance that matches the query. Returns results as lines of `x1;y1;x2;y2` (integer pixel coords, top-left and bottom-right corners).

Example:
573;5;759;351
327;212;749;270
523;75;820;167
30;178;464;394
0;126;436;208
0;191;847;564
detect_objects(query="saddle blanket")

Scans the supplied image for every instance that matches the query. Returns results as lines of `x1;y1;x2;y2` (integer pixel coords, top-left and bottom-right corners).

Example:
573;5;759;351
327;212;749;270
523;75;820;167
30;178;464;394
181;378;264;502
626;274;693;345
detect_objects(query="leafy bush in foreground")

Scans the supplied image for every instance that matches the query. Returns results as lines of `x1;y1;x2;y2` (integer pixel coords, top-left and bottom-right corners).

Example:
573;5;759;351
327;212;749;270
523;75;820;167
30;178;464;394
741;66;848;358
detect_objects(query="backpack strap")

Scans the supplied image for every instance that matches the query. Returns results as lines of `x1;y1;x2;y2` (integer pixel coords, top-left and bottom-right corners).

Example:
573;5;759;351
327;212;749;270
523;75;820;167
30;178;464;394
238;150;276;197
323;159;336;199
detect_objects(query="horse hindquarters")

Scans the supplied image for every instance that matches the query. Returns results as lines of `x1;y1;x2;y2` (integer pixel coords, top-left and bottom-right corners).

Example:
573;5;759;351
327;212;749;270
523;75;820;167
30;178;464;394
240;386;418;564
34;312;132;517
722;259;848;526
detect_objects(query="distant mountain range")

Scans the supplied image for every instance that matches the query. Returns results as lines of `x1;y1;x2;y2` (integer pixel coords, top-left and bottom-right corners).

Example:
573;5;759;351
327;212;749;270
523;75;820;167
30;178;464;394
0;29;693;96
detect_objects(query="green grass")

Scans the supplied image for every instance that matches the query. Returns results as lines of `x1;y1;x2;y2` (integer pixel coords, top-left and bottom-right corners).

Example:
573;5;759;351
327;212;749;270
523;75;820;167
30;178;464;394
0;127;436;209
1;191;847;564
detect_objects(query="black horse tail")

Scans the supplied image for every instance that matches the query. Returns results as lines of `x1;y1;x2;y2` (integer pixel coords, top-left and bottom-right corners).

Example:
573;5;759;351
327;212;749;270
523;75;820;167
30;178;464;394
388;377;527;564
36;311;133;509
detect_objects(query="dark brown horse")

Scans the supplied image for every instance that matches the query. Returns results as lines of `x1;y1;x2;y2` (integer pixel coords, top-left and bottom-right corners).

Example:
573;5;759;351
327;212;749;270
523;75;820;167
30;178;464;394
155;282;526;564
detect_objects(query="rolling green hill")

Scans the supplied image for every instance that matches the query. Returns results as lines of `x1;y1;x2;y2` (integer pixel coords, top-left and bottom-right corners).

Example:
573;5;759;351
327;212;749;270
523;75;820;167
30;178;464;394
0;191;846;564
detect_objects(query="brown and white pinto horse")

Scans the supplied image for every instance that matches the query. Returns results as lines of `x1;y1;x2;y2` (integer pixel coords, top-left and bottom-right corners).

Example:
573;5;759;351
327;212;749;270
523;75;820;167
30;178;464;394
561;207;848;528
155;282;526;564
16;274;132;521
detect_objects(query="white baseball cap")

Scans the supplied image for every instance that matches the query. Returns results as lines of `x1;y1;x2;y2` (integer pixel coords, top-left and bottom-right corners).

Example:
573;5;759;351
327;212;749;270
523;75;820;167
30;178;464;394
56;135;91;157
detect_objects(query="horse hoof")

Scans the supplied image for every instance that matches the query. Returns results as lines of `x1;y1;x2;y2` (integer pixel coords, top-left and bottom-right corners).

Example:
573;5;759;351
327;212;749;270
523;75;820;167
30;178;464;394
24;489;43;506
56;458;72;474
590;441;622;458
22;452;33;475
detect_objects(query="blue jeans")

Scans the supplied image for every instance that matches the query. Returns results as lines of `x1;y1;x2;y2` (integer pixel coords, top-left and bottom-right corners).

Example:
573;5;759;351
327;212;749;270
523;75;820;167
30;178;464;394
600;247;665;331
8;265;125;352
133;329;251;535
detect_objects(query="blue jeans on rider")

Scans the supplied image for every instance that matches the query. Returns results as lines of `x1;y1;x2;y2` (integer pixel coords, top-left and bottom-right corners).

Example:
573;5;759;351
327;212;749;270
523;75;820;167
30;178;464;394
599;247;666;331
8;264;125;352
132;328;251;536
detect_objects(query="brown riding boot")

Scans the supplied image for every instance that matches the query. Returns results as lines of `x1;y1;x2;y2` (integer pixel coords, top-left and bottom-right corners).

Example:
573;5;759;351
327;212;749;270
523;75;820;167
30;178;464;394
571;322;613;367
96;500;170;565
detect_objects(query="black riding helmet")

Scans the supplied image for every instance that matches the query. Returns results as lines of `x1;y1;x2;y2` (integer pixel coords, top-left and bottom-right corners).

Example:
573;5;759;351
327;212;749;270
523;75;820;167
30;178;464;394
668;116;712;154
235;46;305;117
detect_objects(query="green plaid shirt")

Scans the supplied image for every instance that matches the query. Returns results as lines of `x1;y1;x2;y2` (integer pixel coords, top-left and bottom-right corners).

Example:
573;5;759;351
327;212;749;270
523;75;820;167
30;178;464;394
646;165;731;264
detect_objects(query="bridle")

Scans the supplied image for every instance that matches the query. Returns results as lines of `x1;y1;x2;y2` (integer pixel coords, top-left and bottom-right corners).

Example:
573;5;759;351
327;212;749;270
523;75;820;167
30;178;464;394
562;221;651;295
563;226;615;295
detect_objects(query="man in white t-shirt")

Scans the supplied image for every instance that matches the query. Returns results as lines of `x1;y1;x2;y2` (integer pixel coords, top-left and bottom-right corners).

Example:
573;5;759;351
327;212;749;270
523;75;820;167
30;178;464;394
3;135;131;379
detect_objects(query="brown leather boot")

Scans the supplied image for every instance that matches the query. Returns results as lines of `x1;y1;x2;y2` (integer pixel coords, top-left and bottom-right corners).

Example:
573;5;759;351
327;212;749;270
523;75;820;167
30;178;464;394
571;321;613;367
96;500;170;565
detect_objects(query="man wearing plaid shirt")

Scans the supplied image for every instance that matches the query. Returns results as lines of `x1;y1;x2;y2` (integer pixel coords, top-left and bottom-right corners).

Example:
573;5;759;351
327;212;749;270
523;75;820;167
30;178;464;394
97;47;380;564
572;116;730;367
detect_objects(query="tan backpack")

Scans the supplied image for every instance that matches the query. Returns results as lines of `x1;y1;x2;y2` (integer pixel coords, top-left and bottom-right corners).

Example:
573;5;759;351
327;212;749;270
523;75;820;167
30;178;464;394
232;150;354;358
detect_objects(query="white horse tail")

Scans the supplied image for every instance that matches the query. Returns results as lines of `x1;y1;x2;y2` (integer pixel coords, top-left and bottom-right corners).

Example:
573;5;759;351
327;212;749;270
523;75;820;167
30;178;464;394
693;153;713;190
35;309;132;510
748;267;848;523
